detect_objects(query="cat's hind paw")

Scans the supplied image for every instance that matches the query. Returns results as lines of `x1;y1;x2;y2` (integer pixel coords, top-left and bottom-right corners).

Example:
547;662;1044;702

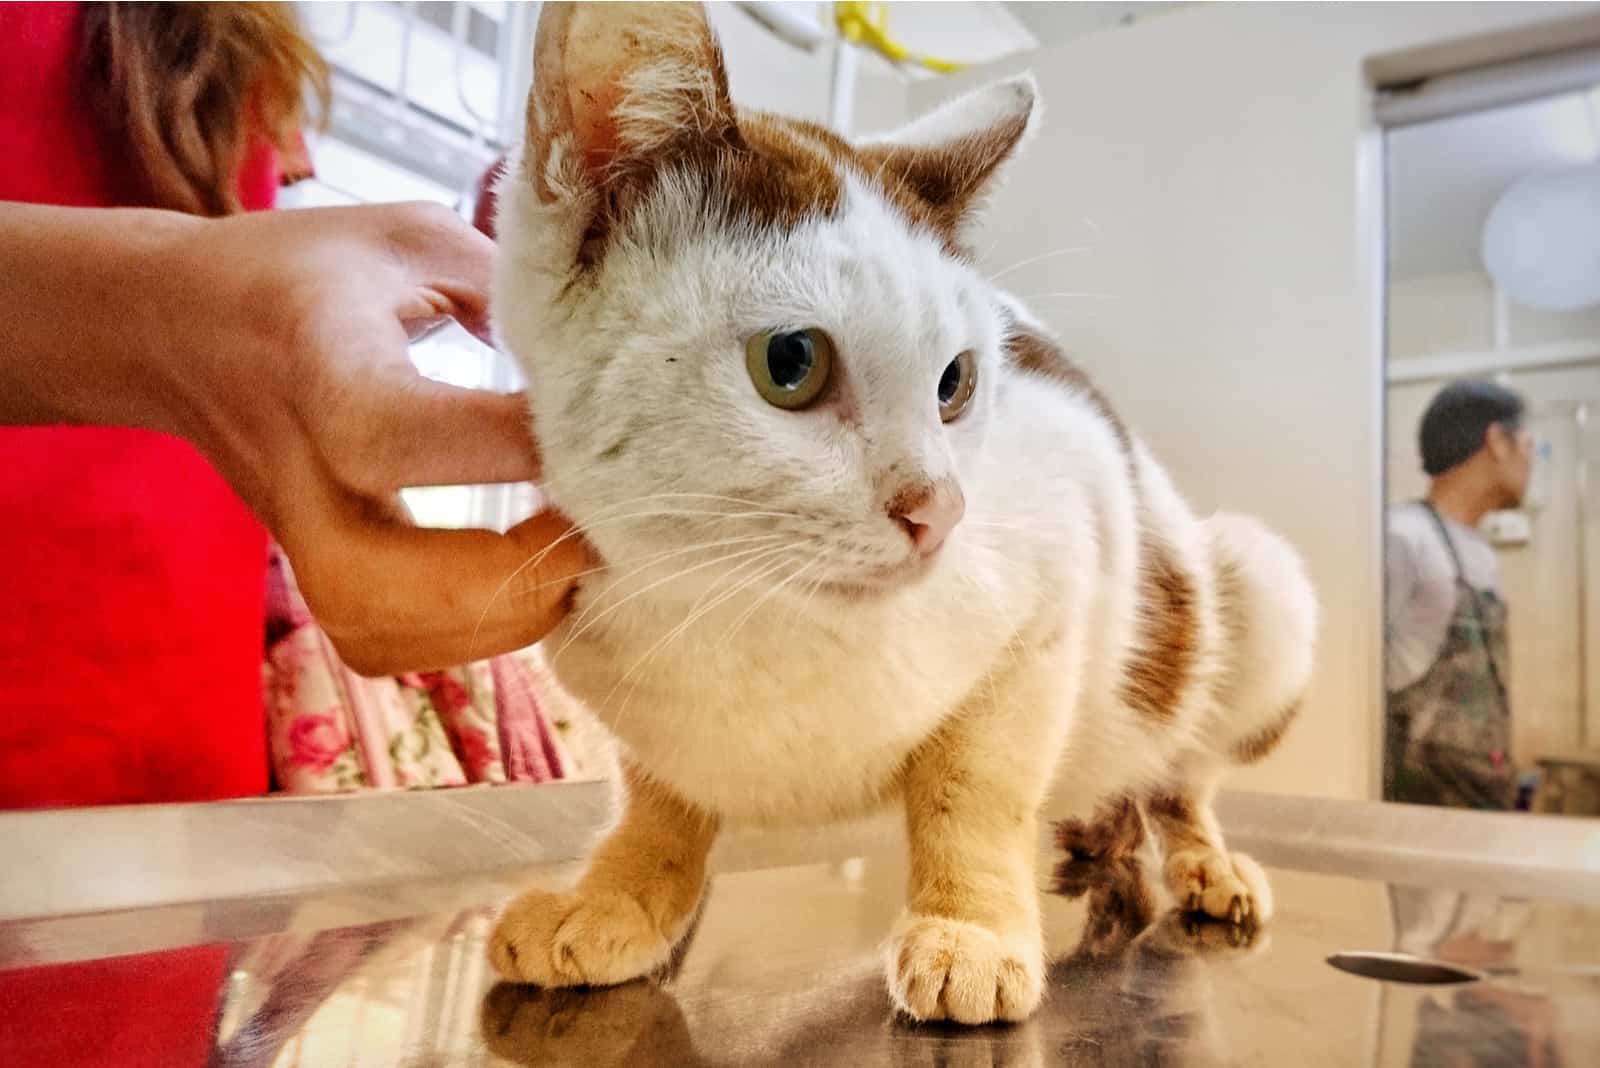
885;914;1044;1025
489;887;673;988
1164;847;1273;925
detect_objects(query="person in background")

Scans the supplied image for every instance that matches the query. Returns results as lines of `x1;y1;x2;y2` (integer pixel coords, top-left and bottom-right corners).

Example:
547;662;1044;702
1384;380;1533;810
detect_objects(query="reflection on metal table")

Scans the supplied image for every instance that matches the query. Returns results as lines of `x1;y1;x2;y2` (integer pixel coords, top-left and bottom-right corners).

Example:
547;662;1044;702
2;786;1599;1066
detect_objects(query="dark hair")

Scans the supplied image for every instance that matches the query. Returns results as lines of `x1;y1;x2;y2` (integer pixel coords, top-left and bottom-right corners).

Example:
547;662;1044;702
80;2;330;217
1418;380;1525;477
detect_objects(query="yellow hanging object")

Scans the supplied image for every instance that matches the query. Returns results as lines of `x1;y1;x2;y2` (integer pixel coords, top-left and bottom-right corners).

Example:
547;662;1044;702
833;1;967;74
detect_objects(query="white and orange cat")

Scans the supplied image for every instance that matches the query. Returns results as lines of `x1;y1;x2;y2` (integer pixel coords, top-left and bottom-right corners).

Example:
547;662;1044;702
488;2;1316;1025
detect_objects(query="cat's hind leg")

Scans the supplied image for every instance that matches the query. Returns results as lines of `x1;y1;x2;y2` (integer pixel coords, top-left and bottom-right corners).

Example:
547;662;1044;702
1203;510;1316;774
1145;779;1272;925
1145;512;1315;926
489;760;717;986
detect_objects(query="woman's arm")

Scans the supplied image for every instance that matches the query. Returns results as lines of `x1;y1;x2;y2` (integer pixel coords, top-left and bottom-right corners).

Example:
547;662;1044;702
0;200;590;675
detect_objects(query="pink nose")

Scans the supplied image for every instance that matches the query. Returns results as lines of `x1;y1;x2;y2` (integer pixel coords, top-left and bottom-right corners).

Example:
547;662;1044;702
887;480;965;557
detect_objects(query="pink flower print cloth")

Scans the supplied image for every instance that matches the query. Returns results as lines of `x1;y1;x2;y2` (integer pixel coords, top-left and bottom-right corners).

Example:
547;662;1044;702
262;544;567;793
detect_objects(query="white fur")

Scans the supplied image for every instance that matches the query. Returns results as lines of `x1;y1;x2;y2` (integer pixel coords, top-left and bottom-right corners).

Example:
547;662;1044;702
487;0;1319;838
488;9;1317;1018
496;141;1315;827
860;74;1039;153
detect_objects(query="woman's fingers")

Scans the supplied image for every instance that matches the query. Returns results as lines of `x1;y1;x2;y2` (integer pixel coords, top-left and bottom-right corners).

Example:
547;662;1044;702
283;483;590;675
318;370;540;496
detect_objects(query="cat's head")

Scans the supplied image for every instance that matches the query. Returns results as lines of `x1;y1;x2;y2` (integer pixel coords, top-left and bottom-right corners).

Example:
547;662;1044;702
495;1;1036;601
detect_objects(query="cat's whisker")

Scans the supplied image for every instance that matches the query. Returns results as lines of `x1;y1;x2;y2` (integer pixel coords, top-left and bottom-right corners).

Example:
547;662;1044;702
592;541;792;720
560;532;786;640
468;503;801;662
986;245;1091;283
523;477;808;528
778;558;832;629
601;546;796;722
558;490;804;518
718;554;821;647
631;492;802;513
960;571;1033;667
602;546;799;730
554;537;791;660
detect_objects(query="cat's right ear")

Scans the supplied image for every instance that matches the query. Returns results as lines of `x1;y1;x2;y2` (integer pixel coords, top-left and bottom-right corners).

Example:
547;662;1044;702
525;2;739;205
857;75;1037;247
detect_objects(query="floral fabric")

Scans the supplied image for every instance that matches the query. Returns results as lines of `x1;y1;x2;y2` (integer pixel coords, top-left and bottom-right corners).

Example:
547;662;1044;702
262;544;577;794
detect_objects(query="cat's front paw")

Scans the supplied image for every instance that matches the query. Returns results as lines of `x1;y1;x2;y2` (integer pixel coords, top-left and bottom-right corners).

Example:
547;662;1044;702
489;887;672;987
885;914;1044;1024
1164;848;1273;925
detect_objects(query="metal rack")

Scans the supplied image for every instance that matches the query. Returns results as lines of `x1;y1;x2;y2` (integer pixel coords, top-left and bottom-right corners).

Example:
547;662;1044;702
299;2;537;217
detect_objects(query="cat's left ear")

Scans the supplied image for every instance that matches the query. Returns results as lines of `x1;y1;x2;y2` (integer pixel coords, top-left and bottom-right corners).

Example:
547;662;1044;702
858;75;1037;246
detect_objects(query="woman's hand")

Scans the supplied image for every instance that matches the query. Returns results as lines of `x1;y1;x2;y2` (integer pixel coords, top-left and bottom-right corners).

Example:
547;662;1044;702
0;200;590;675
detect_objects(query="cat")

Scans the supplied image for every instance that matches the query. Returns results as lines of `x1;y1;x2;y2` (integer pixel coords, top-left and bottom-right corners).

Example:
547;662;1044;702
487;1;1317;1026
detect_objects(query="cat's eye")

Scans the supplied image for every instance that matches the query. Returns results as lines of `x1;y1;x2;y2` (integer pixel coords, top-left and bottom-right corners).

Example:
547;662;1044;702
746;328;834;410
938;350;978;422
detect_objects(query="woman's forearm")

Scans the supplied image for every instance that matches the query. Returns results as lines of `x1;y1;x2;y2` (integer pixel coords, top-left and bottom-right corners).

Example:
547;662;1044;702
0;201;200;432
0;198;588;675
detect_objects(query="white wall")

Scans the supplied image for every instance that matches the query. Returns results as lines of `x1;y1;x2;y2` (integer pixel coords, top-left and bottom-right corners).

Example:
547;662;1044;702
909;2;1596;801
1390;270;1600;359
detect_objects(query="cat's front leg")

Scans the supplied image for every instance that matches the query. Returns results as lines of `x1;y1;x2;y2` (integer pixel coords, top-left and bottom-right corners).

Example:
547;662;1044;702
886;659;1069;1024
489;760;717;987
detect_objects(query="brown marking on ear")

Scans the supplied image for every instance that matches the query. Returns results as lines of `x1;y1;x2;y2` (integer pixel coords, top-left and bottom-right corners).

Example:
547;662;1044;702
1120;537;1199;725
1231;702;1301;765
762;114;856;160
1003;324;1132;458
575;111;846;269
856;105;1031;254
714;112;844;231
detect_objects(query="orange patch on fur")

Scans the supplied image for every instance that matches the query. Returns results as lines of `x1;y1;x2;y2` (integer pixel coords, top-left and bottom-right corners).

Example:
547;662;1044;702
1003;326;1132;458
1120;539;1199;724
721;112;846;228
1055;795;1145;861
1145;791;1196;833
1231;703;1301;765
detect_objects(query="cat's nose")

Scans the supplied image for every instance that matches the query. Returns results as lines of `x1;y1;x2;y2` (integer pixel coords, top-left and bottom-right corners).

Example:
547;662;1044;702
887;479;965;557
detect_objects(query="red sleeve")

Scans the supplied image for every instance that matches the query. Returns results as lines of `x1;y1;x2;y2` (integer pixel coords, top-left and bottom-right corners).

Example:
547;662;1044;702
0;2;273;811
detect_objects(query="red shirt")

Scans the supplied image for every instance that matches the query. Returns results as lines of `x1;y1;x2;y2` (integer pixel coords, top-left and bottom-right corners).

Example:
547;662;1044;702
0;10;285;1067
0;4;277;808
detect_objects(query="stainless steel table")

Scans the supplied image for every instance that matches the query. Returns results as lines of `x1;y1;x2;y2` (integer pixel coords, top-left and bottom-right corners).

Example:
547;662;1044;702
2;786;1598;1065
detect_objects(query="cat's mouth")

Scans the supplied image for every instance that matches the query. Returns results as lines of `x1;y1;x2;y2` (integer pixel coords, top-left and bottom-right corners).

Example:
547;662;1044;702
813;553;940;600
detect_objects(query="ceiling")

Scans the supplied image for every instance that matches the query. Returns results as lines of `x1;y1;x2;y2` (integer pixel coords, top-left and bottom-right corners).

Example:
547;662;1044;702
1387;85;1600;279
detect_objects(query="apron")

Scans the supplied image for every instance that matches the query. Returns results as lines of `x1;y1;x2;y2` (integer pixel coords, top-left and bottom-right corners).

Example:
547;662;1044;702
1384;503;1516;811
